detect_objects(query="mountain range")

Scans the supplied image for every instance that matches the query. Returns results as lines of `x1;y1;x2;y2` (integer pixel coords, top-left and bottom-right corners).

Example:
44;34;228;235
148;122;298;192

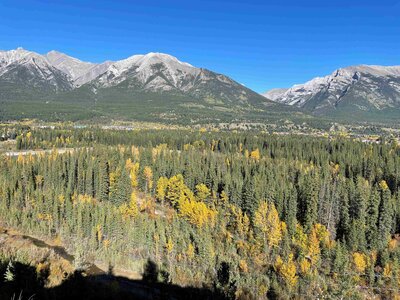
0;47;294;124
263;65;400;122
0;47;399;125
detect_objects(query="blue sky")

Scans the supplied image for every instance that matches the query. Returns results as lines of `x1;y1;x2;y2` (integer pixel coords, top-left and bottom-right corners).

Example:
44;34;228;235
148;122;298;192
0;0;399;92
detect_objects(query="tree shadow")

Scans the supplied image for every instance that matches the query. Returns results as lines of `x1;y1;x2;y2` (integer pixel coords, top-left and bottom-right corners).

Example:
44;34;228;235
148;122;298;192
0;259;229;300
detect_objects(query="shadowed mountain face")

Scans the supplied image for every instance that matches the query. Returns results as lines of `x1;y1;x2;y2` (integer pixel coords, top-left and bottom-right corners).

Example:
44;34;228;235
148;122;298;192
0;48;291;123
263;65;400;122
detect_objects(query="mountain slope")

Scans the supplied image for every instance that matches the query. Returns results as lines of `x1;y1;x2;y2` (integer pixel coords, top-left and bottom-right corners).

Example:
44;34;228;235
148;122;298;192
264;65;400;122
1;48;295;123
46;51;95;80
87;52;268;108
0;48;74;100
57;52;288;123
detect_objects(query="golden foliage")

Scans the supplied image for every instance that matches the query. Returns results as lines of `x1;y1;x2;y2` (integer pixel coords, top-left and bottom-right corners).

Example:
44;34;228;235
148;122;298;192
299;258;311;276
166;174;188;205
250;148;261;161
37;213;52;222
152;143;168;160
17;154;24;164
379;180;389;191
119;192;139;219
72;194;96;205
353;252;368;273
143;166;153;190
186;243;195;259
178;196;217;228
239;259;249;273
165;237;174;253
126;161;140;188
131;145;140;158
156;176;169;202
330;162;340;175
58;194;65;204
103;239;110;249
389;238;398;251
220;190;229;203
308;226;321;265
275;254;298;287
383;263;393;278
313;223;331;247
254;201;282;247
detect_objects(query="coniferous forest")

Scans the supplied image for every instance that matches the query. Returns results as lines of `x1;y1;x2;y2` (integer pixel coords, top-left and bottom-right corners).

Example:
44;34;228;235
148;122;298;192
1;127;400;299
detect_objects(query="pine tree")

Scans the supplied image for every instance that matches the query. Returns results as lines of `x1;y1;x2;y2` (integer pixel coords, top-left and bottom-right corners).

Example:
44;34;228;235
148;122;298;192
98;160;110;202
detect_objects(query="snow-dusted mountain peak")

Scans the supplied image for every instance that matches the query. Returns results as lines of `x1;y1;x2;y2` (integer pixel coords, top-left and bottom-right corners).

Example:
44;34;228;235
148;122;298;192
46;50;96;82
113;52;195;73
0;48;45;66
264;64;400;114
94;52;201;91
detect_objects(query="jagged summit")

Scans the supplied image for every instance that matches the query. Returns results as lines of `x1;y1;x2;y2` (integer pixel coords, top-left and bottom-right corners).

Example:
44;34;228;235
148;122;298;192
0;48;73;92
263;64;400;118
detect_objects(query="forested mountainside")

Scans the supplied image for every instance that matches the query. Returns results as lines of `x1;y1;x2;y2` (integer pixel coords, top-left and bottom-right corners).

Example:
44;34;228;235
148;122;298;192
0;128;399;299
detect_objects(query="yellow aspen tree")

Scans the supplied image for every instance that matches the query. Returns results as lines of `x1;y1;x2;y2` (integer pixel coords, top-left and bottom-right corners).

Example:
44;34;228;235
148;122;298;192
96;224;103;244
165;237;174;254
178;196;217;228
299;258;311;276
130;162;140;189
307;227;321;265
379;180;389;190
119;192;139;219
254;201;282;248
353;252;368;273
17;154;24;164
239;259;249;273
143;166;153;192
131;145;139;158
250;148;260;161
186;243;195;260
220;190;229;203
275;254;298;288
166;174;186;206
156;176;169;203
125;158;134;170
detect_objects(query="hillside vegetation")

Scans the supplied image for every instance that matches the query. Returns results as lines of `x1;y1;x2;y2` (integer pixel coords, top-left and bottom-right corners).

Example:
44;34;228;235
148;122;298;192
0;128;399;299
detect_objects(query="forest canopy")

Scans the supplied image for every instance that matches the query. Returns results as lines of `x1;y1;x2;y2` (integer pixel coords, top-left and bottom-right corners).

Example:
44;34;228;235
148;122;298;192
0;128;399;299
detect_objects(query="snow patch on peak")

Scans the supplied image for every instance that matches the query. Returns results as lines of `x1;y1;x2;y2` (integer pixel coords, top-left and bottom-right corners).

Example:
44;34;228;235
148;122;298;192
98;52;201;90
